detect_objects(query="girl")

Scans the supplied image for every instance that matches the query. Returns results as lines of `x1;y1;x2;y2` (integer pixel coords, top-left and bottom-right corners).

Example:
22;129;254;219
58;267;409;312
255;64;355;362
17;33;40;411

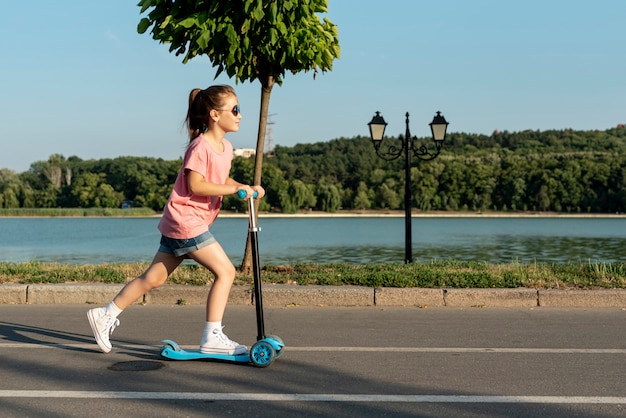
88;85;264;355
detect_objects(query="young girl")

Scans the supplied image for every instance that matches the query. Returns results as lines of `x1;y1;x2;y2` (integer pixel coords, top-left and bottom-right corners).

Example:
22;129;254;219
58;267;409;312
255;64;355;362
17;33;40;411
88;85;264;355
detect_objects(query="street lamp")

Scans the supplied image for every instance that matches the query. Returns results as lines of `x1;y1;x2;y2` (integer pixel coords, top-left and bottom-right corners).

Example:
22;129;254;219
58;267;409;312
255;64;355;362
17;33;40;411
367;111;449;263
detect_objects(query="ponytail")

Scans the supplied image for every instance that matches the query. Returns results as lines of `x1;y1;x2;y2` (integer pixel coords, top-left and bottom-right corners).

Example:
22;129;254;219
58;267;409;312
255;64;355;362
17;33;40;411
185;85;236;142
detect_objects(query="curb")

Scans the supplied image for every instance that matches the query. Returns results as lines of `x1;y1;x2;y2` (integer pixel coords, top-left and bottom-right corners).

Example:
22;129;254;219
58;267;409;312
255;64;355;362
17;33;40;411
1;284;626;308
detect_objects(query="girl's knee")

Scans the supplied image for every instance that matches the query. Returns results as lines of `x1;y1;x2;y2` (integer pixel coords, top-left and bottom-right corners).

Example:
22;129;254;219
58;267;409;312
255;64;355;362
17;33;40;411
214;265;236;284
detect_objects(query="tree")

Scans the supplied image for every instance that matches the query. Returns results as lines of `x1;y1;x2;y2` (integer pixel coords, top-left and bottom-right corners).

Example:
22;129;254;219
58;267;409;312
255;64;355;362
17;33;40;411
70;173;123;208
0;169;23;208
261;163;289;210
377;180;400;210
280;179;315;213
137;0;340;271
315;181;341;212
23;155;73;207
353;181;371;210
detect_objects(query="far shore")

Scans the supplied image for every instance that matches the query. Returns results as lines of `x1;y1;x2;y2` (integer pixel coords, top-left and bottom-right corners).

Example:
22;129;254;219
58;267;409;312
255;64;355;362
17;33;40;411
220;210;626;219
1;210;624;219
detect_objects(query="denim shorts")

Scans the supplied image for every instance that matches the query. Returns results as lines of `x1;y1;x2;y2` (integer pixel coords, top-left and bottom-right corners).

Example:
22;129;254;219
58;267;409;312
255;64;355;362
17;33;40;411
158;230;217;257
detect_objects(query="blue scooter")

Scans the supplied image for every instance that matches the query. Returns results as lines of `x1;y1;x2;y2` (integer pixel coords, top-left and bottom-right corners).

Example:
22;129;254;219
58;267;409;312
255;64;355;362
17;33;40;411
160;190;284;367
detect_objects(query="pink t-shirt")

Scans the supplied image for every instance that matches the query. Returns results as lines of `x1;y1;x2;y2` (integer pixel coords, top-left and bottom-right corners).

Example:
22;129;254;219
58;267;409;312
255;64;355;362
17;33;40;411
158;136;233;239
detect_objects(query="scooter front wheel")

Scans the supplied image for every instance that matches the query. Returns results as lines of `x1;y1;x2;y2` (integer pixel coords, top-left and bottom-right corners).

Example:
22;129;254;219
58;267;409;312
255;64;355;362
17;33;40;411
250;340;276;368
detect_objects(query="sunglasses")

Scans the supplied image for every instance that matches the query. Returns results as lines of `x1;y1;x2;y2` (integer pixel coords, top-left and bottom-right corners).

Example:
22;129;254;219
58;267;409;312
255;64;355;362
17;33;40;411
215;105;241;116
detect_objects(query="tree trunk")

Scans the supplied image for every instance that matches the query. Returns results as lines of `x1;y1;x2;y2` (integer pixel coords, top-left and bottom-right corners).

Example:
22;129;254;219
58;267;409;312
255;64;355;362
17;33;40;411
240;75;275;274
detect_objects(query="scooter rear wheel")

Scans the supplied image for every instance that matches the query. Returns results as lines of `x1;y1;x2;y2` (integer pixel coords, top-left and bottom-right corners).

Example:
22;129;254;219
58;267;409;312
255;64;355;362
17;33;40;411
266;335;284;359
160;340;181;352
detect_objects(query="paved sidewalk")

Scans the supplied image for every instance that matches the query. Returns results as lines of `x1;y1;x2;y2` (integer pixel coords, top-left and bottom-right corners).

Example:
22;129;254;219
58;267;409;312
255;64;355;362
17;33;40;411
1;284;626;308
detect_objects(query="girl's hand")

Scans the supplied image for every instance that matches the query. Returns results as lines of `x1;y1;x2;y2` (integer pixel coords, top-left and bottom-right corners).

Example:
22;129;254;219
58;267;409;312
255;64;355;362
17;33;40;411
251;185;265;199
236;185;255;199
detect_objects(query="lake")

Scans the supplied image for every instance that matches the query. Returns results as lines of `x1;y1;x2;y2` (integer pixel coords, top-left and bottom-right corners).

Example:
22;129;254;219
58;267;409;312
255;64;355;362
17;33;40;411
0;216;624;265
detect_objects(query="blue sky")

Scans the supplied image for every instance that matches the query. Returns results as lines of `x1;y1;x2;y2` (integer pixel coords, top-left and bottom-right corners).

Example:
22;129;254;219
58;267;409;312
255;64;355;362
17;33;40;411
1;0;624;173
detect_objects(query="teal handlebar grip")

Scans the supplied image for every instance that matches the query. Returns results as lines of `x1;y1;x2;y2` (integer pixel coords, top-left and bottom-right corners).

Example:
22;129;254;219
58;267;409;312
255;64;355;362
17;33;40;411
237;190;259;199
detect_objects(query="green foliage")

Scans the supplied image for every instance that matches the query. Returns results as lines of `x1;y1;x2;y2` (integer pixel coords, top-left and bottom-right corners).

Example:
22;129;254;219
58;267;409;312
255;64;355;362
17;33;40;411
137;0;340;85
1;127;626;214
267;128;626;214
70;172;124;208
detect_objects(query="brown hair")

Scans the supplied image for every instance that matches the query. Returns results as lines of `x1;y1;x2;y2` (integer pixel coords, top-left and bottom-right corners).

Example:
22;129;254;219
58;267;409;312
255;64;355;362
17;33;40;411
186;85;236;142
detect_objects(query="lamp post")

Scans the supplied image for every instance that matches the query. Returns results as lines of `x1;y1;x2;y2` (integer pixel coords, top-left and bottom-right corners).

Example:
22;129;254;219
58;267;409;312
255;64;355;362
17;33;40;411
367;111;449;263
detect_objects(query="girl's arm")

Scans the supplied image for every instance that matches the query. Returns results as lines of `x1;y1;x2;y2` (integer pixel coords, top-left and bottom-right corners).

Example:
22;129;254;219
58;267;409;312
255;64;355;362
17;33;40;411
187;170;265;198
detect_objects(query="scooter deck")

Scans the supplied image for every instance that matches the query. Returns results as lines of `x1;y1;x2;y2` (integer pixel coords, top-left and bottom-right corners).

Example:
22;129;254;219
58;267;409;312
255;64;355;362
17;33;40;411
160;340;250;362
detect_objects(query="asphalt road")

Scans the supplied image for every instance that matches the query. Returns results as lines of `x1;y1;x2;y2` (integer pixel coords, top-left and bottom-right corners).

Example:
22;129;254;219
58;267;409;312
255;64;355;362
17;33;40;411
1;305;625;417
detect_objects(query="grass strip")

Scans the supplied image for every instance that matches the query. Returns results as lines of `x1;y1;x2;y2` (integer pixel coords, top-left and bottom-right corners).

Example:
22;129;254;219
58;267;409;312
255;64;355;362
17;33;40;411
1;261;625;289
0;208;156;217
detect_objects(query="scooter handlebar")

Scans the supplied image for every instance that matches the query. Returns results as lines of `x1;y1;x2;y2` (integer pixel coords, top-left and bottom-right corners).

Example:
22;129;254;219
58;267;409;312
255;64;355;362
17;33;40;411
237;189;259;199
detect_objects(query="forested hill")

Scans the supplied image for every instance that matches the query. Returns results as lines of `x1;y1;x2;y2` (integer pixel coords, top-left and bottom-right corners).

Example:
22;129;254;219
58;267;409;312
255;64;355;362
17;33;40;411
1;126;625;214
268;126;626;214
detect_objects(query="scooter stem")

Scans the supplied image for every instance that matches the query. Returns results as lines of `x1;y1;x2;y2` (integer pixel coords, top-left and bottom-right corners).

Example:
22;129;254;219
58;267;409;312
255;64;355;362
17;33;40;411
238;192;265;340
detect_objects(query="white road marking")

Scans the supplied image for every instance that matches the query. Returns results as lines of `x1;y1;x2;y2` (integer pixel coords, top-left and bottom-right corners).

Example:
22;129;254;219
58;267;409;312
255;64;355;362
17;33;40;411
2;342;625;405
0;391;625;404
1;342;625;354
287;346;626;354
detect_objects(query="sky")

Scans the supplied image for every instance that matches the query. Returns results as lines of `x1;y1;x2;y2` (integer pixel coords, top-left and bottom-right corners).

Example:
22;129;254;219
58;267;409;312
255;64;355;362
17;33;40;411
1;0;624;173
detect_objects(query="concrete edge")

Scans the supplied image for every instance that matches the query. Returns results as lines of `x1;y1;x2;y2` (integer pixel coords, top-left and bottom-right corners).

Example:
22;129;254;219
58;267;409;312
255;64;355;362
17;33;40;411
0;284;28;304
443;288;539;308
1;284;626;308
538;289;626;308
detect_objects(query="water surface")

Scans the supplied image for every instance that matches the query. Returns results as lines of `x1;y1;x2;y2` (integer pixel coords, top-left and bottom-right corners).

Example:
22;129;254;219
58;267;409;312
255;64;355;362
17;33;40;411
0;217;624;265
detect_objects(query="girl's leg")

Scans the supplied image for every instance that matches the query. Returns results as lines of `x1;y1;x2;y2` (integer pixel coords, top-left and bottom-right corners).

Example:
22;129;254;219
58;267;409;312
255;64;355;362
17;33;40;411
188;242;245;354
187;242;236;322
113;251;183;309
88;251;182;353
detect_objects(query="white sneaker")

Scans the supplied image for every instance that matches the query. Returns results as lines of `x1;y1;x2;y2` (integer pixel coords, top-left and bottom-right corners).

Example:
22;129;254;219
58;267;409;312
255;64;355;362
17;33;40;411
200;327;247;355
87;307;120;353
